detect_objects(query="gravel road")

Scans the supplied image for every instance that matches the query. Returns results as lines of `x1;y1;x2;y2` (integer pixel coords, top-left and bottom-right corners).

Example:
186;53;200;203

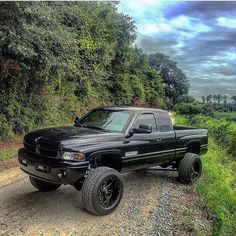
0;167;212;236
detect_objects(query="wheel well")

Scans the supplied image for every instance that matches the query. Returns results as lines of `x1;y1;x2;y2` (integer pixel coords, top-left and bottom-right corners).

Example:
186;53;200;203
187;142;200;155
91;152;122;172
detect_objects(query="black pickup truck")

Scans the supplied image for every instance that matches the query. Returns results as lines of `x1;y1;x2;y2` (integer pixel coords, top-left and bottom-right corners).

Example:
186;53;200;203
18;106;208;215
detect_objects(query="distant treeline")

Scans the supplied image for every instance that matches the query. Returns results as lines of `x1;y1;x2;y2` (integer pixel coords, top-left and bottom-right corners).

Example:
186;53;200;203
0;2;189;139
202;95;236;112
175;93;236;117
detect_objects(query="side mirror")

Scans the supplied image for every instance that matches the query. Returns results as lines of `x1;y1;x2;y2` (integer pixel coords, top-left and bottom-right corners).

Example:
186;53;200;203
74;116;81;125
132;124;152;134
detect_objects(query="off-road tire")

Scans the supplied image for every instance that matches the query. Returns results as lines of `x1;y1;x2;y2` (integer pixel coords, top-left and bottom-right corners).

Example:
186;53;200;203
81;167;123;215
29;176;61;191
178;153;202;184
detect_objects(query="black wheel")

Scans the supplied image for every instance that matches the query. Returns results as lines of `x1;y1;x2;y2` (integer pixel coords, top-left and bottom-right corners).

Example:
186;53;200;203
178;153;202;184
81;167;123;215
29;176;61;192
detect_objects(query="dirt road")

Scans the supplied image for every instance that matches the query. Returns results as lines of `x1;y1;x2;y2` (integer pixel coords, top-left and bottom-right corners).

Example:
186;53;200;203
0;167;212;236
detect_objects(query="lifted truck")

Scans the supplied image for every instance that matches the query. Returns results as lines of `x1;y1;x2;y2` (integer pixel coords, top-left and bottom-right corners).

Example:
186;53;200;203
18;106;208;215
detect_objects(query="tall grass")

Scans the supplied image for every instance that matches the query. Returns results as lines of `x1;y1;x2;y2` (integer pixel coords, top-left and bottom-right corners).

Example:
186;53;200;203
197;139;236;235
176;114;236;235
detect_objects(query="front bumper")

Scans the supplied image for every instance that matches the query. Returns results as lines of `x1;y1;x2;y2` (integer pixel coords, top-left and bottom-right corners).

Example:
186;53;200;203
18;148;88;184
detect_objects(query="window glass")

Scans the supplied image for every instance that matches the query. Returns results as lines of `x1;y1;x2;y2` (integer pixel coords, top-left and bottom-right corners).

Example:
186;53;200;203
134;113;157;132
79;109;132;132
156;112;173;132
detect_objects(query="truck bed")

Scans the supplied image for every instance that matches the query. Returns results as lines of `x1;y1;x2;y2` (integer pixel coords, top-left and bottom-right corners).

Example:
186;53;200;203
173;125;200;130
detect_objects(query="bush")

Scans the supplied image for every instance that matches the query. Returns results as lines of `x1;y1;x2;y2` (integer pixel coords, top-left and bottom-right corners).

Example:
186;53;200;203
187;114;236;159
175;102;214;116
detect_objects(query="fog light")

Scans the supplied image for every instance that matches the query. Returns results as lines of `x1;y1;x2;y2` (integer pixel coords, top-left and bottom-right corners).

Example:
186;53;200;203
22;159;27;165
58;170;67;178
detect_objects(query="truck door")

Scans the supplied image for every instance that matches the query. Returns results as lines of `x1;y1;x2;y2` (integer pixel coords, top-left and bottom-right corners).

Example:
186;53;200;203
122;112;162;171
155;111;176;162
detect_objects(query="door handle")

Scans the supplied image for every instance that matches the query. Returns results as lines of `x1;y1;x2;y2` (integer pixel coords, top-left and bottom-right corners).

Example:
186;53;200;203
156;137;162;141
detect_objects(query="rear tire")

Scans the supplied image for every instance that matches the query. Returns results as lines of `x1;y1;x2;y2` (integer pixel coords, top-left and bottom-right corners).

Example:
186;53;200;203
178;153;202;184
81;167;123;215
29;176;61;191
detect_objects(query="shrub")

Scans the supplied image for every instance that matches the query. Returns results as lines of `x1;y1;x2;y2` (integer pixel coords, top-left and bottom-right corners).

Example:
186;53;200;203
187;114;236;159
175;102;214;116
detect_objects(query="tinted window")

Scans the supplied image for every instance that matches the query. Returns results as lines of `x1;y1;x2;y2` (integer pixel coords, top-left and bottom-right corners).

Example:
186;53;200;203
156;112;173;132
79;110;132;132
134;113;157;132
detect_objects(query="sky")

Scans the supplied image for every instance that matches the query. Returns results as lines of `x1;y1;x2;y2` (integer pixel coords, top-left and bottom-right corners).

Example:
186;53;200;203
118;0;236;100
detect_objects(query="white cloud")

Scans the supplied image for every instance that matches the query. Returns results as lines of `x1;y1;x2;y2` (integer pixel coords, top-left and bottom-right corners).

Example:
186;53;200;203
171;15;190;27
217;17;236;28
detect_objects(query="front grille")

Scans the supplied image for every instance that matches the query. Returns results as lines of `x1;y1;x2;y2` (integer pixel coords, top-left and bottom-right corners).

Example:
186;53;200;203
24;137;36;153
23;136;59;158
38;139;59;158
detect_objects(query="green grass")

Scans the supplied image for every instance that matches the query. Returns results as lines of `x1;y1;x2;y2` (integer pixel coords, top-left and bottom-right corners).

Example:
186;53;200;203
196;139;236;235
175;114;236;235
0;147;19;162
214;112;236;121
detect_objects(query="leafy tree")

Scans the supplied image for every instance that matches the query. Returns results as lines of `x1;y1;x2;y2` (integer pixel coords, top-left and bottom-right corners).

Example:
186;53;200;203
216;94;223;105
202;96;206;103
206;95;212;104
213;95;218;104
148;53;190;107
231;96;236;105
0;2;166;139
223;95;228;105
177;95;195;103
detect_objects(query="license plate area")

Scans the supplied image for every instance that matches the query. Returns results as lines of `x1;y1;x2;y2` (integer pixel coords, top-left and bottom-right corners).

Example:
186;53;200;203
35;164;51;173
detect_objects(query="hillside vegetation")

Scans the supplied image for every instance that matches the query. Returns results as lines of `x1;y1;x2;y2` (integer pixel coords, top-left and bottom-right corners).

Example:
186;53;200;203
176;115;236;236
0;2;189;139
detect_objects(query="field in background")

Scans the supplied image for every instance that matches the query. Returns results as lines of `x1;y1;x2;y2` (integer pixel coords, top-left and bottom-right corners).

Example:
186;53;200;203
214;112;236;122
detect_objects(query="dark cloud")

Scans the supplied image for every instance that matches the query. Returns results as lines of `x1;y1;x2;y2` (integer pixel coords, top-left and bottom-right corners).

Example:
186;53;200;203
165;2;236;20
119;1;236;98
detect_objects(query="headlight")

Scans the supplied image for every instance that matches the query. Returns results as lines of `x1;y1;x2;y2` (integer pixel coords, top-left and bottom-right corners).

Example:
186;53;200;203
61;152;85;161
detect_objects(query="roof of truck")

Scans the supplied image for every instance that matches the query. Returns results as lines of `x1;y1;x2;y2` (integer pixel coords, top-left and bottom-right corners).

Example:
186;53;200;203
95;106;167;113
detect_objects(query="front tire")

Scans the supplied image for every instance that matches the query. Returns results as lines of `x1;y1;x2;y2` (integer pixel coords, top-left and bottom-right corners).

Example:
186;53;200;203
178;153;202;184
81;167;123;215
29;176;61;191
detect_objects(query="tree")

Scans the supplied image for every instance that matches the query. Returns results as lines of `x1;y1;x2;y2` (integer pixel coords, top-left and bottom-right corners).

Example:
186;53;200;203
177;95;195;103
231;96;236;104
148;53;190;107
213;95;218;104
202;96;206;103
206;95;212;104
216;94;223;105
223;95;227;105
0;2;167;138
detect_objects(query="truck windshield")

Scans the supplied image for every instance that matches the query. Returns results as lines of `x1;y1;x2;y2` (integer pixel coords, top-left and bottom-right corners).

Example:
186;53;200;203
79;109;133;132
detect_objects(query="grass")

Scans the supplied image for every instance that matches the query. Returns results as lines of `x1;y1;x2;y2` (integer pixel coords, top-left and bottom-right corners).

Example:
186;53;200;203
214;112;236;122
0;147;19;162
196;139;236;235
175;114;236;235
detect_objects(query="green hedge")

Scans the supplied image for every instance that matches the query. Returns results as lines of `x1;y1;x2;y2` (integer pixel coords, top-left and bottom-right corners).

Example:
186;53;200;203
188;115;236;157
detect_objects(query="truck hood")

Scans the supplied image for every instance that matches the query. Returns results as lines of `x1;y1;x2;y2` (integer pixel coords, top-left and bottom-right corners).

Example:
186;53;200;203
25;126;124;146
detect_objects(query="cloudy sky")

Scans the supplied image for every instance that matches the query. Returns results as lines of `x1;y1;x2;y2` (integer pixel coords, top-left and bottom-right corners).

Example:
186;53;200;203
118;0;236;100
